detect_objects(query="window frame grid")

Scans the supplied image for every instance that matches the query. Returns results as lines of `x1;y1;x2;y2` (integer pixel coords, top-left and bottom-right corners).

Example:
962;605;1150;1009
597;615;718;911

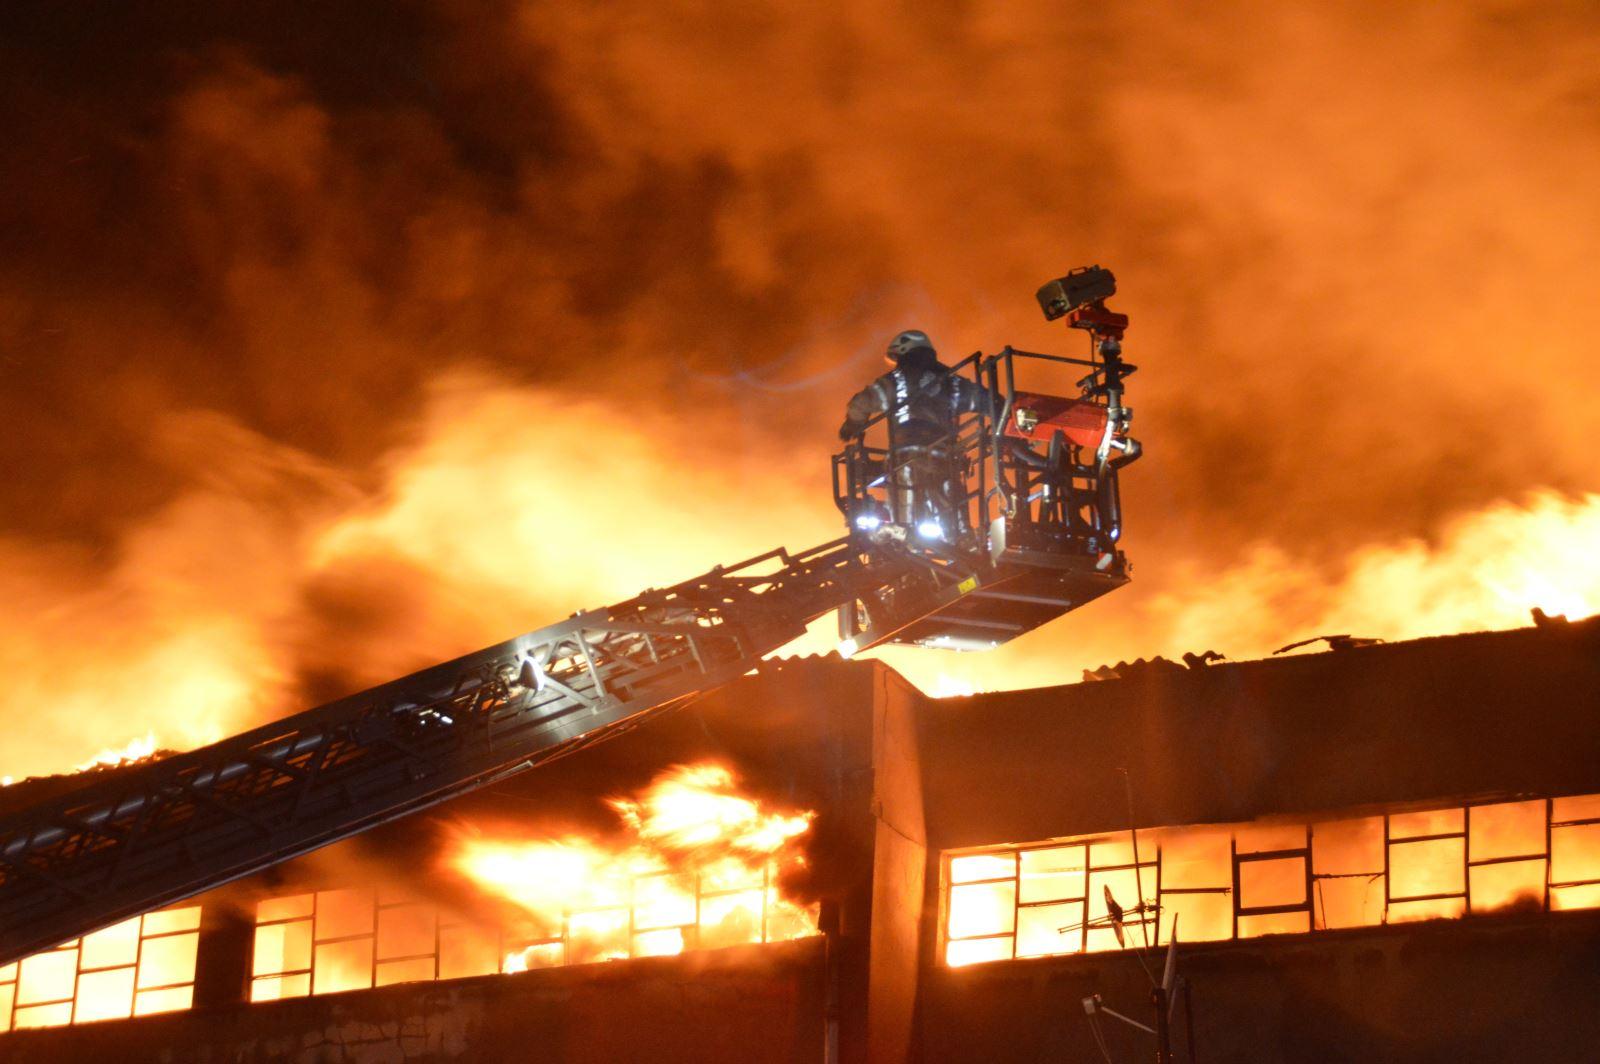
374;897;441;985
1463;798;1550;913
942;851;1020;962
250;862;803;996
249;897;315;998
3;908;200;1031
941;792;1600;970
11;940;79;1028
126;914;201;1014
1084;841;1157;950
1384;815;1468;909
1017;846;1090;956
1232;830;1314;924
1547;807;1600;893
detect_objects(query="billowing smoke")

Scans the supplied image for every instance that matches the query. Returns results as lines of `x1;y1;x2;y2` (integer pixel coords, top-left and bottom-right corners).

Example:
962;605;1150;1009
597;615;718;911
1;2;1598;775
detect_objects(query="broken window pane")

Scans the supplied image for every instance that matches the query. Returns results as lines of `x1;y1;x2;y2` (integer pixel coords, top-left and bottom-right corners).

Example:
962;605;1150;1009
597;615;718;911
1314;875;1385;929
1470;859;1546;913
950;852;1016;884
948;881;1017;939
1016;901;1084;958
1239;856;1306;909
313;938;374;995
1019;846;1087;903
1389;808;1464;840
1390;837;1465;899
1469;801;1546;861
1312;817;1385;929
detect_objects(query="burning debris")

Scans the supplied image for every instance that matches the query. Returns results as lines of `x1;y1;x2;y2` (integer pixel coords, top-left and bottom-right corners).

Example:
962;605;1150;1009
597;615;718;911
72;734;163;774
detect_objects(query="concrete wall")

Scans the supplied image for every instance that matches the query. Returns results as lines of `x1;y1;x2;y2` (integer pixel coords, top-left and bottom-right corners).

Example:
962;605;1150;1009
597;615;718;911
0;938;827;1064
865;668;928;1064
914;619;1600;850
919;910;1600;1063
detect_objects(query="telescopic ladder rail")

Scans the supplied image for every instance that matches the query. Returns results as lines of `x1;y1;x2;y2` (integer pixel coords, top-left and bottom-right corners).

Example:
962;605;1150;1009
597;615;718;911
0;536;908;965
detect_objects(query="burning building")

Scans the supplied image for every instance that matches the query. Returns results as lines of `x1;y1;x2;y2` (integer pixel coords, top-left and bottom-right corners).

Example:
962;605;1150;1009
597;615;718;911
1;612;1597;1062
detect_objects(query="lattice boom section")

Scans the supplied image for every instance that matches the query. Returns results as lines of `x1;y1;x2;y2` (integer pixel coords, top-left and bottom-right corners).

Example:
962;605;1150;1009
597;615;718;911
0;536;898;965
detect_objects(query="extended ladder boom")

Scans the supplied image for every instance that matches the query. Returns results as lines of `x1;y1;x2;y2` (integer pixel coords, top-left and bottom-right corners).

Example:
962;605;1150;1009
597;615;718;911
1;267;1147;965
0;537;908;965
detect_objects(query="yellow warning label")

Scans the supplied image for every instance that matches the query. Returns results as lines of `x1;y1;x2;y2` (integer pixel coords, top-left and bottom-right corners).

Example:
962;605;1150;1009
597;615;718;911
957;576;978;594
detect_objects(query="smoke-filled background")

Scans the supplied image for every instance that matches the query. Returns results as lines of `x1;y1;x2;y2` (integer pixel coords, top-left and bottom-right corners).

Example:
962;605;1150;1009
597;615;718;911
2;1;1598;777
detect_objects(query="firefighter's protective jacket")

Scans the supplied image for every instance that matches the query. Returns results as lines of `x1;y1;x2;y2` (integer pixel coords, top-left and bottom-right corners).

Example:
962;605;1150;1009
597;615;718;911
840;354;993;444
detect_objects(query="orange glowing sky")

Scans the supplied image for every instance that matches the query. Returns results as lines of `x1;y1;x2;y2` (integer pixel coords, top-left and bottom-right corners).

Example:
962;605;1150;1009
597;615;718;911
1;2;1598;777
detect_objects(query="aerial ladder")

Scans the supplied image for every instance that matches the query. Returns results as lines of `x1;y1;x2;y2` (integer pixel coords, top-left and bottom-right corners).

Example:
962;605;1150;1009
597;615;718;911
0;266;1141;966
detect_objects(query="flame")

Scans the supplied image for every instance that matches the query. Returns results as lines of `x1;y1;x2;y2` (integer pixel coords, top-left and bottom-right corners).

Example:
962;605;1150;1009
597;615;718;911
74;732;160;773
609;763;814;857
873;490;1600;696
6;1;1600;779
447;762;818;971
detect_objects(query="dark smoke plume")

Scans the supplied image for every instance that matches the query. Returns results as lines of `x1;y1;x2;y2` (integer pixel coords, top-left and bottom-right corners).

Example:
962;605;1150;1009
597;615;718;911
1;1;1597;772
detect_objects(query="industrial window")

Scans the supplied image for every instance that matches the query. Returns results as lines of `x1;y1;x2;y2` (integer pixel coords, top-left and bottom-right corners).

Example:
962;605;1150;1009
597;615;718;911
250;862;812;1001
943;792;1600;967
0;907;201;1031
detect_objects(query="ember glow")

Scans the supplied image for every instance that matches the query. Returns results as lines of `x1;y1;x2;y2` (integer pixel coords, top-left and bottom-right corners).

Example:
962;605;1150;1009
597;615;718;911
448;763;818;971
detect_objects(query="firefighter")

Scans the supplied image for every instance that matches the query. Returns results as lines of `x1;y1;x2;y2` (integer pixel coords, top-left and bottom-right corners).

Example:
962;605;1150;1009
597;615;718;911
838;330;993;540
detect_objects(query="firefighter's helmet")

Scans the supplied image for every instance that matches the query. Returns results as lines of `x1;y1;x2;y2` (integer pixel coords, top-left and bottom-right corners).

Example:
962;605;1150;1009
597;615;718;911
885;329;935;366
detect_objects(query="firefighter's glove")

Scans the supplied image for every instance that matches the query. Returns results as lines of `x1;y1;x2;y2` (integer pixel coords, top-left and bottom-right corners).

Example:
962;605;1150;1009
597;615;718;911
838;421;859;442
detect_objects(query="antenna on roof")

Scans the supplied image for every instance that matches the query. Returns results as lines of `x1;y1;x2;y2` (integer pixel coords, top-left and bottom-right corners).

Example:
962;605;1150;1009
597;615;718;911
1066;766;1202;1062
1078;916;1195;1064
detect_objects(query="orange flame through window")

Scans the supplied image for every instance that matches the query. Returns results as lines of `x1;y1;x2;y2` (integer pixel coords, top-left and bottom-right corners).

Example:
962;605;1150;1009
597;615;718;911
447;762;818;970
